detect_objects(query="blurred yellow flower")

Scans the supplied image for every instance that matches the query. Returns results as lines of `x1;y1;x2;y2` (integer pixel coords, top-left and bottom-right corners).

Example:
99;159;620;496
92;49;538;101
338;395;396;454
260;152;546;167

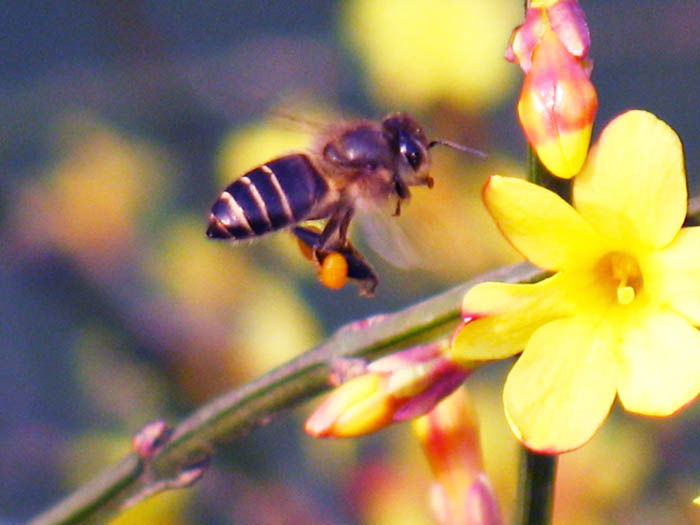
13;115;169;271
343;0;520;111
231;272;320;377
451;111;700;452
148;215;252;312
347;456;433;525
216;116;316;188
397;152;522;281
110;490;188;525
553;416;655;525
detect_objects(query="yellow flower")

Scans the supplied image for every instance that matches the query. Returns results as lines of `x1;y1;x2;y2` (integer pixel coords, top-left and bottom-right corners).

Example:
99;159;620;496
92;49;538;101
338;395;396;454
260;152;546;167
451;110;700;453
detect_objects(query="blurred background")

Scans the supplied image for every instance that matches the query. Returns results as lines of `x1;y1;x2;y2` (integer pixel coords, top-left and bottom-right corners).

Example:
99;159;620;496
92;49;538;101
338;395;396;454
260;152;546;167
1;1;698;523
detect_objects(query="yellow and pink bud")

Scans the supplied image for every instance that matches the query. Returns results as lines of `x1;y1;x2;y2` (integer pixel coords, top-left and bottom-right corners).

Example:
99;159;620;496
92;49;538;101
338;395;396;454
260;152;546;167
507;1;589;73
305;342;470;438
414;388;502;525
517;29;597;178
507;0;595;178
305;372;395;438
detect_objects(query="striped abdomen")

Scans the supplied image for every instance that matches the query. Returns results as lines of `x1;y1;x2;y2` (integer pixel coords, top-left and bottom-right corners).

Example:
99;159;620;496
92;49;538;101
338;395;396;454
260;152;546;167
206;154;330;241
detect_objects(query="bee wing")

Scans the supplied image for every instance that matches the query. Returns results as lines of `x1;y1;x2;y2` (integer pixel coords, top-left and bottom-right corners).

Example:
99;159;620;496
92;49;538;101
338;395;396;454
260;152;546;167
356;203;421;270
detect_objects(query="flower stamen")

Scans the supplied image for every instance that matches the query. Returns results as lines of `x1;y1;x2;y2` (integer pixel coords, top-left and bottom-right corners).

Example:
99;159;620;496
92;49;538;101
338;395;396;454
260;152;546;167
617;284;635;305
597;252;643;306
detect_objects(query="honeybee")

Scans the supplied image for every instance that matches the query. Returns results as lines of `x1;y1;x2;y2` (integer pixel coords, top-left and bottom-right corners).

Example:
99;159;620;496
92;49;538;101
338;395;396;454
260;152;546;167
206;113;481;296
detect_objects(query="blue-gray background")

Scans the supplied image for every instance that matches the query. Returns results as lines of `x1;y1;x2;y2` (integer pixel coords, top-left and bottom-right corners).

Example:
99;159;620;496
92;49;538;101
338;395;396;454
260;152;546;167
1;1;698;523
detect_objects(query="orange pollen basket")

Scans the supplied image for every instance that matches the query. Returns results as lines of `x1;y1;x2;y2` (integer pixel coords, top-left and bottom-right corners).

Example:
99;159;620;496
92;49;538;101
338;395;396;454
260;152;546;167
319;252;348;290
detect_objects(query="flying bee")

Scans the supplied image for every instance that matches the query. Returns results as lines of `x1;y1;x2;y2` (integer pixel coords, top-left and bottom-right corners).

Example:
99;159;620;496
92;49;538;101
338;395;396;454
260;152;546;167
206;112;483;296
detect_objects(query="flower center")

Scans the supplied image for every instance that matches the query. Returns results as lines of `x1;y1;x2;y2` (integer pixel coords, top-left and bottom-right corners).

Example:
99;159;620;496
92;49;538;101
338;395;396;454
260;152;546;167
596;252;644;306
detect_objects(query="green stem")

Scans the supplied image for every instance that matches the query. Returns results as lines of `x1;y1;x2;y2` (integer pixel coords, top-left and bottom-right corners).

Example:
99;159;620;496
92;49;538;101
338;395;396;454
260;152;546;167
514;145;563;524
516;4;562;521
527;145;571;201
515;447;558;525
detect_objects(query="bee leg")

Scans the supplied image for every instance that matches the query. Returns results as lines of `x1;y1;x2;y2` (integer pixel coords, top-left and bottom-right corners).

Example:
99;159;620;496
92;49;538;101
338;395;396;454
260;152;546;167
315;213;340;251
292;226;321;251
342;247;379;297
337;208;355;246
292;226;379;296
393;174;410;217
317;208;354;252
293;225;335;264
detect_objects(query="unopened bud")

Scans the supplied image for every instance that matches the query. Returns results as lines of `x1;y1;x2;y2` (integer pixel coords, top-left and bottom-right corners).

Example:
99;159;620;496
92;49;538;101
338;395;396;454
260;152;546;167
305;372;395;437
517;30;597;177
131;420;171;460
414;388;502;525
306;342;470;438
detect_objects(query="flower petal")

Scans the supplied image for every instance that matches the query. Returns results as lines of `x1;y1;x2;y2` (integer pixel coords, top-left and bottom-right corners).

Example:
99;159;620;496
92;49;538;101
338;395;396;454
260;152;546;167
505;8;545;72
451;273;573;363
643;226;700;325
392;363;470;422
547;0;590;59
503;316;617;453
617;308;700;415
574;110;687;252
305;373;394;437
483;175;603;270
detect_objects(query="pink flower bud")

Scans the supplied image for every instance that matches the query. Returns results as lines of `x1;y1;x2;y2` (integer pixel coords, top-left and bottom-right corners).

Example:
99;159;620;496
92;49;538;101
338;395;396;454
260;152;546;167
414;388;502;525
517;30;597;177
547;0;590;59
305;343;470;438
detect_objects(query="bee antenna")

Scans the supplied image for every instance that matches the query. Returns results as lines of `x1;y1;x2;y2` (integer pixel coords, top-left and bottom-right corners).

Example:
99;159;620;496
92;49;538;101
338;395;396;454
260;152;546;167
428;139;487;159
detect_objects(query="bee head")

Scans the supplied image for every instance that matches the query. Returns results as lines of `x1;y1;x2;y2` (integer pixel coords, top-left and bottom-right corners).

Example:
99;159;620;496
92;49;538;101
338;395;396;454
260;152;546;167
382;113;432;188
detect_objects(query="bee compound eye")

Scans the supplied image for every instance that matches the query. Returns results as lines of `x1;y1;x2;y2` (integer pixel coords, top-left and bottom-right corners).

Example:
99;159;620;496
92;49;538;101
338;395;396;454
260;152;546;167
399;133;422;170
